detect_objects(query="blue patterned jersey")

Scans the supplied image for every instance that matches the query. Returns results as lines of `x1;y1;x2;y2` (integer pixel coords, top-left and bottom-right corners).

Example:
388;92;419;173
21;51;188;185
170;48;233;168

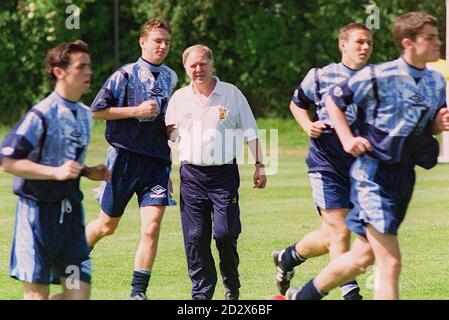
329;57;446;166
0;92;92;202
291;63;360;176
292;63;360;127
91;58;177;162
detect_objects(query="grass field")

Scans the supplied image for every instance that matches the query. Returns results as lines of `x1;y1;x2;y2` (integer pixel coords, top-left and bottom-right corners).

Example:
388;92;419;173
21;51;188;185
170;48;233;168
0;119;448;300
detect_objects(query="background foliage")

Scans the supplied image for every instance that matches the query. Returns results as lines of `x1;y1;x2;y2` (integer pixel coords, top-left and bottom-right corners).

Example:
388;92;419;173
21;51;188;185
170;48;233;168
0;0;446;123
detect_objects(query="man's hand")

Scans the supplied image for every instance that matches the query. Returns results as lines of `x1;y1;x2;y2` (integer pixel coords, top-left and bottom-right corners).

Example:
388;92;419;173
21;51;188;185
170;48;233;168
167;125;179;142
53;160;83;181
169;176;174;194
81;164;110;181
305;121;327;138
432;107;449;134
134;100;159;119
342;137;372;157
253;166;267;189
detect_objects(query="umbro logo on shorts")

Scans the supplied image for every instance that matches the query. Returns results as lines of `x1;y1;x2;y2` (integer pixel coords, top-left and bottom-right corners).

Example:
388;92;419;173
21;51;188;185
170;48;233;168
151;185;167;195
150;185;167;198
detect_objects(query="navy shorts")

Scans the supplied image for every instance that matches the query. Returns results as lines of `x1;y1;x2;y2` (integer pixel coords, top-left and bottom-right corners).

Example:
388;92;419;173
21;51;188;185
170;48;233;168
346;155;415;238
10;197;91;285
98;147;175;217
308;171;352;212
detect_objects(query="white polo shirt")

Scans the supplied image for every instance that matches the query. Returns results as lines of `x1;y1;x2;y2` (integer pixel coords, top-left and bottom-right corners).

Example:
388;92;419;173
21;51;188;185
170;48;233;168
166;77;258;166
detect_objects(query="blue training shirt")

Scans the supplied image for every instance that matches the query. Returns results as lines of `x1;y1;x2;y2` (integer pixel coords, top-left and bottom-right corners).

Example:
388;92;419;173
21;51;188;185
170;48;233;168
91;57;177;163
291;62;360;176
329;57;446;167
0;92;92;202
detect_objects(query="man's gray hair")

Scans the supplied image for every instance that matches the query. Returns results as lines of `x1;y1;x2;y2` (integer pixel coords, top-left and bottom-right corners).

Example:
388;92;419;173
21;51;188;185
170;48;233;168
182;44;214;66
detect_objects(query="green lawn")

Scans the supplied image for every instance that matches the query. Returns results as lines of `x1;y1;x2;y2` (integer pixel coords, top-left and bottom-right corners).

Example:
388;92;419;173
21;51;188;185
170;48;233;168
0;120;449;299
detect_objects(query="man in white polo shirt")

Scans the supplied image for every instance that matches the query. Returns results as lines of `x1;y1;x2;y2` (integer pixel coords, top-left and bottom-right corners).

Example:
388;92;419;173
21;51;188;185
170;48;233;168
166;44;267;300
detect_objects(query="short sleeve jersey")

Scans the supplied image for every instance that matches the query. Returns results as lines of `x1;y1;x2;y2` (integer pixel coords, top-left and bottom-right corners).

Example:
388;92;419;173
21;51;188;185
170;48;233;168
329;57;446;165
0;92;93;202
292;62;359;127
291;63;360;175
91;58;178;163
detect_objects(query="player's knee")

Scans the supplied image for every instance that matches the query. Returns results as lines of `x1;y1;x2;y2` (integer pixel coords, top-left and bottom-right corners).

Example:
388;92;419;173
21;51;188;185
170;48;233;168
63;281;91;300
24;287;49;300
25;292;48;300
318;227;331;247
322;236;331;252
141;221;162;240
328;225;351;245
354;258;374;274
324;212;349;234
379;257;401;275
351;249;375;274
100;221;118;236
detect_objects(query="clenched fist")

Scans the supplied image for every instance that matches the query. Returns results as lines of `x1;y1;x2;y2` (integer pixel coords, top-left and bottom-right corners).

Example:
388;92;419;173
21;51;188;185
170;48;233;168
134;100;159;119
53;160;83;181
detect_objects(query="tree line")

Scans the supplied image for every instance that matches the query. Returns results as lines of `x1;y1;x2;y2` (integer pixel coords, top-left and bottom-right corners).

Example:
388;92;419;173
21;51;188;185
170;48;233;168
0;0;445;124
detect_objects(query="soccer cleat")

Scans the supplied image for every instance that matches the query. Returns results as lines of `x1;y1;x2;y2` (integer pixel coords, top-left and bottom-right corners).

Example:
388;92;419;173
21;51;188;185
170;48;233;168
272;249;295;295
285;287;300;300
224;288;240;300
129;292;149;300
343;287;363;300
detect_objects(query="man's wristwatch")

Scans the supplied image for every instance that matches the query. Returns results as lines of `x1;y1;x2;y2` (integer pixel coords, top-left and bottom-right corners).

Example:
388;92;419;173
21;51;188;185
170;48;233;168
255;161;265;167
81;166;92;177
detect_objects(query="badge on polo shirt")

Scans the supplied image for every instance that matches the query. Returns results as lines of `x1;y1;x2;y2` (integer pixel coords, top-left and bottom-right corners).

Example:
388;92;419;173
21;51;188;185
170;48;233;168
218;105;229;121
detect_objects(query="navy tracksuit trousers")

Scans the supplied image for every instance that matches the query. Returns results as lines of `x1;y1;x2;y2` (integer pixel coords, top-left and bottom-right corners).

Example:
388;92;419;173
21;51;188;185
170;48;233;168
180;162;241;300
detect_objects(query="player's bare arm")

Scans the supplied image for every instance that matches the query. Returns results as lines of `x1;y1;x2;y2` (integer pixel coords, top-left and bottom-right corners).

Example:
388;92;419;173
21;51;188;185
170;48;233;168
81;164;110;181
326;95;371;157
92;100;159;121
2;158;83;181
289;101;326;138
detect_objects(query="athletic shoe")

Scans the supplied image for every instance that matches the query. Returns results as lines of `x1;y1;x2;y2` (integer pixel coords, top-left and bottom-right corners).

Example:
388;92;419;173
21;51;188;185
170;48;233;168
224;288;240;300
129;292;149;300
272;249;295;295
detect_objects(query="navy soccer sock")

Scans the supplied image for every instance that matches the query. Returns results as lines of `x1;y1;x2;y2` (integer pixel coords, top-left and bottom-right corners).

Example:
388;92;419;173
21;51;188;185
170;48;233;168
131;269;151;297
281;245;306;270
295;278;327;300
